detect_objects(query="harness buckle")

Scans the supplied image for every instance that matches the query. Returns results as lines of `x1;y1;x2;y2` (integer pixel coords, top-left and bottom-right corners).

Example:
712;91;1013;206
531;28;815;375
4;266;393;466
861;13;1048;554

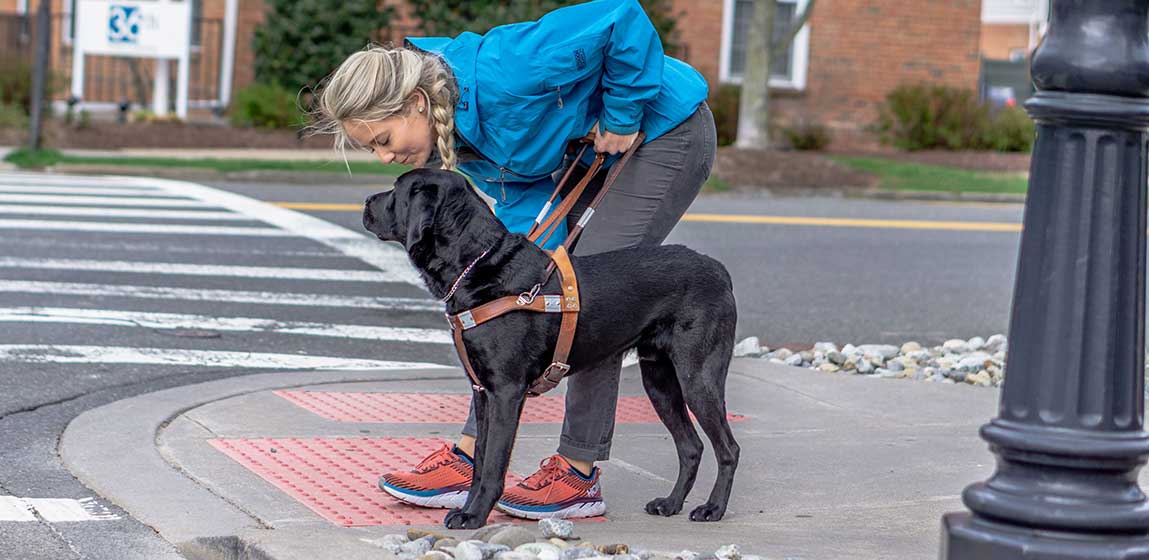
516;283;542;305
542;362;570;383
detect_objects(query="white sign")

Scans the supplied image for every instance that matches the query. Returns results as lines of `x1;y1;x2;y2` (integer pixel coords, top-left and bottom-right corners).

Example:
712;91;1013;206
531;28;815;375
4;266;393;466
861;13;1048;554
75;0;191;58
71;0;192;118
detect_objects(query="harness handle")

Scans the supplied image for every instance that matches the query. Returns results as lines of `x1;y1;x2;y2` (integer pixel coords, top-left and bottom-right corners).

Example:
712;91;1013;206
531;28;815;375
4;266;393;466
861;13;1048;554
527;130;647;283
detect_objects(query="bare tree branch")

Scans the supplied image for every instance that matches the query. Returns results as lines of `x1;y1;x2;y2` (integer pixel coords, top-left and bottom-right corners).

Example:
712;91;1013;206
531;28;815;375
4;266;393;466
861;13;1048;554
771;0;816;58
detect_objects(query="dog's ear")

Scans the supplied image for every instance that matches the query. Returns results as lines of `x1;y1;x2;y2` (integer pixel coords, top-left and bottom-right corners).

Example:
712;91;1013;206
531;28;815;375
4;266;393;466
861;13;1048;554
405;181;439;265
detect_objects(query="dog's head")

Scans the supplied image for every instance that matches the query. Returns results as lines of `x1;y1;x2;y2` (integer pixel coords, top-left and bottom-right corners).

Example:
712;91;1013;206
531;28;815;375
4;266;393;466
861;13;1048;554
363;168;492;269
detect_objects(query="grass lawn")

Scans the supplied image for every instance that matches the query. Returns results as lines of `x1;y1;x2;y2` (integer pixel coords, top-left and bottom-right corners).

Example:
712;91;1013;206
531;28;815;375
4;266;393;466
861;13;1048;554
3;148;411;176
832;156;1029;195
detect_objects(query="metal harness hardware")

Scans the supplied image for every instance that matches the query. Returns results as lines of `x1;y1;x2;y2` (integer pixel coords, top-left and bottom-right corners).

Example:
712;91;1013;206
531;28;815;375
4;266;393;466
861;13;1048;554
446;245;581;397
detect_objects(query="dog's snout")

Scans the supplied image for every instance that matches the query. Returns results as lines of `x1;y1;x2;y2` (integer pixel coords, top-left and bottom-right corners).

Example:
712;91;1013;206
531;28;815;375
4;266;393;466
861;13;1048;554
363;189;395;236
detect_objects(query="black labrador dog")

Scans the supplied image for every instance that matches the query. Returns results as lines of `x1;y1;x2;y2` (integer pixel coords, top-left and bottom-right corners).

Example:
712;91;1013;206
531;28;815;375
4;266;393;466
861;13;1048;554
363;168;740;529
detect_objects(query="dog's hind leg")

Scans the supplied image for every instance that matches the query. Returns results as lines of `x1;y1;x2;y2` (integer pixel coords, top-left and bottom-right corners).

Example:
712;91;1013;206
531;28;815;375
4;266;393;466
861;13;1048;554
444;386;525;530
638;346;704;517
673;345;740;522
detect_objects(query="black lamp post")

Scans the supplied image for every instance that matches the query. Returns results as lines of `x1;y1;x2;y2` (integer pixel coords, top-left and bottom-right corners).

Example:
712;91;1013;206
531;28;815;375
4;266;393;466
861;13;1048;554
941;0;1149;558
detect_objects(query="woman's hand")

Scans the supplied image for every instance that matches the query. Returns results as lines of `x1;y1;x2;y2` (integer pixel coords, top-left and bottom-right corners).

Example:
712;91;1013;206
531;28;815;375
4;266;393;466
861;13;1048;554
592;122;640;155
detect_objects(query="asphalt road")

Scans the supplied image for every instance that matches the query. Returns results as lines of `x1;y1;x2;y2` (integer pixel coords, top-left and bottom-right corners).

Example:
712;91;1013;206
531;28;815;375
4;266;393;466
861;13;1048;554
209;180;1025;348
0;171;1025;558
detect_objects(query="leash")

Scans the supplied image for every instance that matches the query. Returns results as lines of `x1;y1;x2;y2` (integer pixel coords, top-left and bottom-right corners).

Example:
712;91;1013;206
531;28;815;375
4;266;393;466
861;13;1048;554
526;131;646;282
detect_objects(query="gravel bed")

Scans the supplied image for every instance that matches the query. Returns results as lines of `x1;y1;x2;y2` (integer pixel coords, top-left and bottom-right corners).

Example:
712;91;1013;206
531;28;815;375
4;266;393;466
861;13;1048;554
365;521;767;560
734;335;1008;387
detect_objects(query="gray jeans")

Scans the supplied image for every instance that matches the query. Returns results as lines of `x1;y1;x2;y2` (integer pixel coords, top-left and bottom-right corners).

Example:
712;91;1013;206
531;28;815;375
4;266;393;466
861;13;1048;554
461;103;718;462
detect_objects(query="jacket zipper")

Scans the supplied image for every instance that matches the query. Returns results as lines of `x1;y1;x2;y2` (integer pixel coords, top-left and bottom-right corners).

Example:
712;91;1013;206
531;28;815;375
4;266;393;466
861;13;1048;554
455;130;533;203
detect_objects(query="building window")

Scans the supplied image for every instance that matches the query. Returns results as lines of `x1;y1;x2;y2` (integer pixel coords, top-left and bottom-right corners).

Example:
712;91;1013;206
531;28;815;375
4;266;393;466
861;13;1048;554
190;0;202;47
721;0;810;89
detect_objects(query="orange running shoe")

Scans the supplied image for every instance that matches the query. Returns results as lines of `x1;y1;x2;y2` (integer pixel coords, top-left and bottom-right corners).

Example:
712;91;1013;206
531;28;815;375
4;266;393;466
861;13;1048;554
496;454;605;519
378;445;473;509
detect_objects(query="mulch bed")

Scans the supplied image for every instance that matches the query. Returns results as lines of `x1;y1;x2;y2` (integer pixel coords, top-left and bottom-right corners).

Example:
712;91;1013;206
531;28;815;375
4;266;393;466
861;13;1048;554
712;147;878;191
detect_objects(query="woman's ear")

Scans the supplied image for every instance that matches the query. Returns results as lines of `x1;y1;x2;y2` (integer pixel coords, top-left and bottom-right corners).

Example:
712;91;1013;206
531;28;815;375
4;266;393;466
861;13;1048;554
408;90;428;115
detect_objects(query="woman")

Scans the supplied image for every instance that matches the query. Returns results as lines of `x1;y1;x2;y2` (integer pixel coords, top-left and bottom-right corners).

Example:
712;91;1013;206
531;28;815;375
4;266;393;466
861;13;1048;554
311;0;716;520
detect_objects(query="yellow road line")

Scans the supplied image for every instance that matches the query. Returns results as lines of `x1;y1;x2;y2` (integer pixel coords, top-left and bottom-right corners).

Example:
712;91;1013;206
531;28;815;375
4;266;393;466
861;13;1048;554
274;202;363;211
680;213;1022;232
271;202;1023;233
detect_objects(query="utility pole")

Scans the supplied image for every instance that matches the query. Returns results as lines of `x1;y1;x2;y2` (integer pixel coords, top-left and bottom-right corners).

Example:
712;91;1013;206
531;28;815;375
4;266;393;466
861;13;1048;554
27;0;51;151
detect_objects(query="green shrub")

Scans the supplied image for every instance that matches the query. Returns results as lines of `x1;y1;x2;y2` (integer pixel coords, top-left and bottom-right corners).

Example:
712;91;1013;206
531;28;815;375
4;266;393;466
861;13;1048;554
0;58;34;112
876;84;993;151
980;106;1034;153
710;84;741;147
229;83;305;129
0;57;61;115
253;0;394;90
783;121;831;151
0;102;27;128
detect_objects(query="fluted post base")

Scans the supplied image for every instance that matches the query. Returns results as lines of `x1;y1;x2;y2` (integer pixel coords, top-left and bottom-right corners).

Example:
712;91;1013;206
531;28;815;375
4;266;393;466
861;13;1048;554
943;514;1149;559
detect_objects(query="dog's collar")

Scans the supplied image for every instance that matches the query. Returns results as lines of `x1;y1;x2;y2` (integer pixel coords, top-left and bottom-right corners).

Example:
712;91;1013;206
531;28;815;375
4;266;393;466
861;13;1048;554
440;247;492;303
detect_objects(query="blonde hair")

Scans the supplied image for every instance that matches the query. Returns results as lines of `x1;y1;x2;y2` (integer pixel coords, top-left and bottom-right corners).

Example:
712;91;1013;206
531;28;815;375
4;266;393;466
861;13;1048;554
308;44;458;170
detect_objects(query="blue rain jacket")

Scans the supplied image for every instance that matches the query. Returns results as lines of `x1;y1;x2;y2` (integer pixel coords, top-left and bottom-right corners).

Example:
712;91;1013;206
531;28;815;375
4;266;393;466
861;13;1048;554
407;0;708;249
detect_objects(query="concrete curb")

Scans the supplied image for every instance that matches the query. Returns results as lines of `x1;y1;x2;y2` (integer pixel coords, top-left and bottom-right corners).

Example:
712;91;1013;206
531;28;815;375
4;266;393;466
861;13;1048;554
749;185;1027;203
59;367;457;559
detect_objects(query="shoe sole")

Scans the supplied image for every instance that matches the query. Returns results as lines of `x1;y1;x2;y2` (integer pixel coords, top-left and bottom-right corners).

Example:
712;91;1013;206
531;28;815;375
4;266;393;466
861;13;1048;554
378;481;469;509
495;499;606;520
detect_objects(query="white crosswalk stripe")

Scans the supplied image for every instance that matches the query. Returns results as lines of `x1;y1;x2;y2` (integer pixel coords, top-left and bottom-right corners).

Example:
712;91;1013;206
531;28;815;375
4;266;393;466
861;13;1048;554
0;194;209;207
0;346;448;370
0;205;250;220
0;219;287;236
0;307;452;344
0;257;413;283
0;280;441;311
0;496;119;522
0;185;186;196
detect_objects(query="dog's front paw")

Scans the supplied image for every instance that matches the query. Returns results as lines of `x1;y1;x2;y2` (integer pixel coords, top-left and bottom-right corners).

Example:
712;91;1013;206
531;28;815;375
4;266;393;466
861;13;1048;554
444;508;486;529
644;497;683;517
688;502;726;522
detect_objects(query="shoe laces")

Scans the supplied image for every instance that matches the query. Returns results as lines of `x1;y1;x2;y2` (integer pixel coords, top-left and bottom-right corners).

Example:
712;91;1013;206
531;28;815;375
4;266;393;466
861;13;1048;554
521;456;568;490
414;445;458;473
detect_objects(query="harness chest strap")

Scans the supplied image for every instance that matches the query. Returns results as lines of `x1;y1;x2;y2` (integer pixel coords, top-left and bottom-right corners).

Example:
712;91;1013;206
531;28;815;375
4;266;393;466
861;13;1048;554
445;246;580;396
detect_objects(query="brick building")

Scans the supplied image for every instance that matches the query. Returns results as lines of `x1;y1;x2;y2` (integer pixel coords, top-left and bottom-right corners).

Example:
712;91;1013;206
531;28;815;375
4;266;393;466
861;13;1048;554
980;0;1048;61
677;0;983;146
1;0;1008;146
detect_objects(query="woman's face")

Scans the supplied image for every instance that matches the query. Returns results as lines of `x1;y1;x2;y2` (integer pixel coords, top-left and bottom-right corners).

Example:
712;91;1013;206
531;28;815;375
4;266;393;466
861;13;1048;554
344;95;435;168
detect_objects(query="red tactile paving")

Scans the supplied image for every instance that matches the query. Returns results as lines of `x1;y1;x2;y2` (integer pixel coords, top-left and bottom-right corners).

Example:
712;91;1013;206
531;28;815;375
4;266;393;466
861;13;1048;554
210;437;536;526
274;391;747;424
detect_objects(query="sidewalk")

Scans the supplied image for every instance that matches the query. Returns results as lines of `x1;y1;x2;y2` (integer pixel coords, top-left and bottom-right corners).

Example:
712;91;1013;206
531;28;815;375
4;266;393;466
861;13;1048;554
61;358;1005;560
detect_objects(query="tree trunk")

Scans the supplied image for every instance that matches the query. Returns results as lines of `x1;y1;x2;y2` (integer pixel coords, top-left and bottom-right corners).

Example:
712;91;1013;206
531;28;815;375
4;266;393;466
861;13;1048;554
735;0;774;149
734;0;817;150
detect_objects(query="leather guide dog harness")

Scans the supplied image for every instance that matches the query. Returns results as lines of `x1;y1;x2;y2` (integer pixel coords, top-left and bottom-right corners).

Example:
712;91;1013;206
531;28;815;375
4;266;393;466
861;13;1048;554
445;131;646;397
